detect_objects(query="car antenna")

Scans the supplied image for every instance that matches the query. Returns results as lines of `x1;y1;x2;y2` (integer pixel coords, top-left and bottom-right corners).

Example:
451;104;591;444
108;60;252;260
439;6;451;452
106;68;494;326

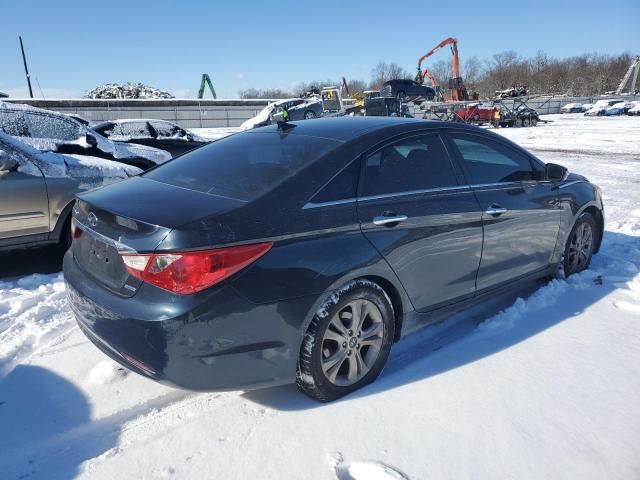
276;120;296;131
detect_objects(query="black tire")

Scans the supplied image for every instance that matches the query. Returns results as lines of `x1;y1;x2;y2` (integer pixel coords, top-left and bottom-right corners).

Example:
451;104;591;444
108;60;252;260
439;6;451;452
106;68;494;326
296;279;395;402
531;117;538;126
397;90;406;102
514;118;523;128
522;117;530;127
304;110;316;120
60;216;72;251
563;212;597;276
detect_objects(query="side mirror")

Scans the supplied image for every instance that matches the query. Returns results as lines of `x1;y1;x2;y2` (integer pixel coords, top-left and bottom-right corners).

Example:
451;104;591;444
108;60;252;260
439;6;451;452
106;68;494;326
545;163;568;182
0;153;19;176
86;132;98;147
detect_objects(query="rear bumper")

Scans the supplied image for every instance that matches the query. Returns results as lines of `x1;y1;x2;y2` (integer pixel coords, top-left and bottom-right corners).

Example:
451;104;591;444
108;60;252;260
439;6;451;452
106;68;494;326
63;251;309;391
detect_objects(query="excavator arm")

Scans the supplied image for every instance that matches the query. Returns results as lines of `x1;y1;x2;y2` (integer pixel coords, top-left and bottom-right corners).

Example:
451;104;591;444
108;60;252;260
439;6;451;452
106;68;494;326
197;74;217;99
415;37;458;83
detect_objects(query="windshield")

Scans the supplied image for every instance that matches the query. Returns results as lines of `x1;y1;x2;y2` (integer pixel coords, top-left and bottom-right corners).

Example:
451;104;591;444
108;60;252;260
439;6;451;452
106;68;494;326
144;131;340;201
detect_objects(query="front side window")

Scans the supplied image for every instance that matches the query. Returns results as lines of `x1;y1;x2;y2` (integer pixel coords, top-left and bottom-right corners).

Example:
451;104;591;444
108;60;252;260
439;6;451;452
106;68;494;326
362;134;458;197
449;134;534;184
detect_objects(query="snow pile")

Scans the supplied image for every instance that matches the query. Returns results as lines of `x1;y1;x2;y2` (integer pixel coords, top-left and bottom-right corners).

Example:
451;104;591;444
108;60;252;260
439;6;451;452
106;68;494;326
85;83;174;100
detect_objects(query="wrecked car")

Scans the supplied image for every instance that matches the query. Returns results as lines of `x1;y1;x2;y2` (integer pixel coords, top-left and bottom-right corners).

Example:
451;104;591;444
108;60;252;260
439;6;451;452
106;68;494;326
92;119;209;158
560;103;584;113
382;79;435;103
270;97;323;123
0;102;171;170
605;101;635;116
240;98;322;130
495;86;528;99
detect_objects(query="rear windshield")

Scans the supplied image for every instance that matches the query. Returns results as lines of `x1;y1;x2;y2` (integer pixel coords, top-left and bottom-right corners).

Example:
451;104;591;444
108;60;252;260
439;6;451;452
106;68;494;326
144;131;339;201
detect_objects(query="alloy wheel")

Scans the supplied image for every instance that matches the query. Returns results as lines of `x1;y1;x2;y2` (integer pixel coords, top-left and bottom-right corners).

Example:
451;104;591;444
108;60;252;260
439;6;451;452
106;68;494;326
320;299;384;387
567;221;594;272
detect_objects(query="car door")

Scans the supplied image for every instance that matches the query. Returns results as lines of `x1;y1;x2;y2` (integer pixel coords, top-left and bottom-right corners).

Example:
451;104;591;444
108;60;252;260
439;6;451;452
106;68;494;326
0;144;49;240
445;131;561;291
357;132;484;312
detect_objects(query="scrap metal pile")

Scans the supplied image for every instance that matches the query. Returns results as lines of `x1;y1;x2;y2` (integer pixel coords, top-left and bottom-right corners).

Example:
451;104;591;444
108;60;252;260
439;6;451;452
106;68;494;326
84;82;174;99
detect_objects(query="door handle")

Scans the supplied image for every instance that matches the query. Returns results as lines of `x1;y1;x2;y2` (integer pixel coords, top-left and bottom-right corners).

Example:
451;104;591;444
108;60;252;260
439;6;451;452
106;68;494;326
373;215;408;226
485;205;508;216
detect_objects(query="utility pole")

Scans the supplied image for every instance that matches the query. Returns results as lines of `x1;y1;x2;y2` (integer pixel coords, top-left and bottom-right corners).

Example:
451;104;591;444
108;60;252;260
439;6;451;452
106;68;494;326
19;36;34;98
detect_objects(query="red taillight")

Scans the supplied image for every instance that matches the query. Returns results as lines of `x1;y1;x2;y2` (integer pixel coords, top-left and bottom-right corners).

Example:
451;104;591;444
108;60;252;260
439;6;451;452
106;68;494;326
120;242;272;294
71;219;83;240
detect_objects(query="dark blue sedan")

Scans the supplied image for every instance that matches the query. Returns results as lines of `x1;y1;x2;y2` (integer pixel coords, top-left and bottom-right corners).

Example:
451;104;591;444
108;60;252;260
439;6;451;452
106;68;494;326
64;117;604;402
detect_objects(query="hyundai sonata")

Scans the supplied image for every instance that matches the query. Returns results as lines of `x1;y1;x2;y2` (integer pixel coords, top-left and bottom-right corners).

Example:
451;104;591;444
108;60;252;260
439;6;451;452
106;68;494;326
64;117;604;402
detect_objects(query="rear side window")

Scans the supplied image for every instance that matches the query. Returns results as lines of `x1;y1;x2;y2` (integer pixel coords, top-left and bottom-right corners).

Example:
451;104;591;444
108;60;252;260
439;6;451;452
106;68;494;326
118;121;152;139
363;134;458;196
311;159;360;204
144;132;339;201
26;113;81;141
0;110;30;137
449;134;534;184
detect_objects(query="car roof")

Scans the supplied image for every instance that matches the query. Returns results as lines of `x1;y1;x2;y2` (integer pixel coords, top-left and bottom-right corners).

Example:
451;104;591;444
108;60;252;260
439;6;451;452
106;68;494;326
244;116;479;142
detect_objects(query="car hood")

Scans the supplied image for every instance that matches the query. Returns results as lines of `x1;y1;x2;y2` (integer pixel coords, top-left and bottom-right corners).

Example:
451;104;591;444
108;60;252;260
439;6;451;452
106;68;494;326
25;151;141;189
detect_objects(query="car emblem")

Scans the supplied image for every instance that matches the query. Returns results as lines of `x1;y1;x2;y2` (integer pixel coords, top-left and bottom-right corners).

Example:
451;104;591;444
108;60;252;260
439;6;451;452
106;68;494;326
87;212;98;228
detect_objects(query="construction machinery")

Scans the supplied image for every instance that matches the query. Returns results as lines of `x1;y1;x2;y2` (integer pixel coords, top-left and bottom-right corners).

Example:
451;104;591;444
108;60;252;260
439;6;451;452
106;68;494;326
197;74;217;99
415;37;468;101
615;56;640;96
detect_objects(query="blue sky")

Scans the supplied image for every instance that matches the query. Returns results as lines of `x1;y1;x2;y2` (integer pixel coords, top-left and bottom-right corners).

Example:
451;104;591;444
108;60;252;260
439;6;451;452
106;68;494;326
1;0;638;98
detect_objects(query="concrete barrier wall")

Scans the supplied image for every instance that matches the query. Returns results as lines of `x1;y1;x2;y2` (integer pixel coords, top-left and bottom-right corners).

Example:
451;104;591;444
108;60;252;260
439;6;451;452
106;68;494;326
2;99;273;128
3;95;639;128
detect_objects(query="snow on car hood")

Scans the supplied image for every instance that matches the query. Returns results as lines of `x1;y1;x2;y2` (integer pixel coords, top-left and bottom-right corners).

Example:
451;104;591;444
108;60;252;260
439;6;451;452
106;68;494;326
20;150;141;190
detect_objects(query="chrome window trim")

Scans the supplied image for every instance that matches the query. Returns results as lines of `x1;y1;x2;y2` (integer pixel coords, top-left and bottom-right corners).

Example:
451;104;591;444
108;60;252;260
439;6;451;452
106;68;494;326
303;198;357;210
558;180;584;189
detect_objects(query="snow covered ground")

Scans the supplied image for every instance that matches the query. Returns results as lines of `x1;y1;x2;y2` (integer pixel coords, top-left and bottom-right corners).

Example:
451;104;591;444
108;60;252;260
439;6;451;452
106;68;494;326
1;114;639;480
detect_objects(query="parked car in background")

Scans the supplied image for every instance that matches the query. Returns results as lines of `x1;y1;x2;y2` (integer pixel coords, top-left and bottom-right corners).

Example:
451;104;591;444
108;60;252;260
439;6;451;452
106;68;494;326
560;103;584;113
584;99;624;116
0;102;170;170
64;117;603;403
240;98;322;130
605;101;635;116
456;102;497;123
0;131;139;252
270;97;323;123
627;103;640;116
581;103;593;112
497;106;540;127
382;79;436;102
494;86;528;98
363;97;412;117
92;119;209;158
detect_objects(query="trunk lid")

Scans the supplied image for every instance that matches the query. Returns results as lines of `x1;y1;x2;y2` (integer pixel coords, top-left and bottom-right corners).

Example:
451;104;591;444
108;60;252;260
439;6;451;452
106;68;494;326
72;176;245;297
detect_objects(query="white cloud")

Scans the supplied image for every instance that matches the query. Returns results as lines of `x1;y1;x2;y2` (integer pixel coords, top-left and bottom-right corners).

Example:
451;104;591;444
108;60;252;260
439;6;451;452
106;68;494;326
236;73;245;80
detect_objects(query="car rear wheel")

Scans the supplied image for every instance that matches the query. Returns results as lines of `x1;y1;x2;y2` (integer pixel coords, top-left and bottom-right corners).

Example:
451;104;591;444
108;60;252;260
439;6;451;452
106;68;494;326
514;118;523;127
296;279;395;402
563;212;596;276
531;117;538;126
522;117;531;127
304;110;316;120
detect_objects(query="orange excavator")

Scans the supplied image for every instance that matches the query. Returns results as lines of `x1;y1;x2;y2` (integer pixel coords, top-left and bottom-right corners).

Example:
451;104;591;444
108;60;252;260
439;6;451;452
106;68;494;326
415;37;468;101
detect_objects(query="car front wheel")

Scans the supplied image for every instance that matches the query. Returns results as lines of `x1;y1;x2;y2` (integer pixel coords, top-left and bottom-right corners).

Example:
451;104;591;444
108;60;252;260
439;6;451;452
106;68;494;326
563;212;597;276
304;110;316;119
296;279;395;402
